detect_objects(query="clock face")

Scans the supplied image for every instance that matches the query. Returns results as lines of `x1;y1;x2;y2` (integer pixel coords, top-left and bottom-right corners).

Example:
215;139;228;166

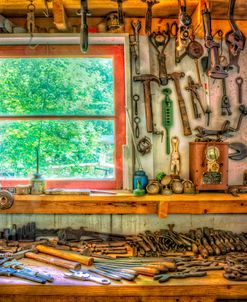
205;146;220;161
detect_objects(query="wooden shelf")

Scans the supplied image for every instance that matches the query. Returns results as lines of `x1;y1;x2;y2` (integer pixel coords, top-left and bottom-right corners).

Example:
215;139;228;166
1;193;247;217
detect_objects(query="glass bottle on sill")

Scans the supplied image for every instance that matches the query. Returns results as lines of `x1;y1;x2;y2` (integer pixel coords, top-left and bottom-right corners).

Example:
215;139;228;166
30;172;45;195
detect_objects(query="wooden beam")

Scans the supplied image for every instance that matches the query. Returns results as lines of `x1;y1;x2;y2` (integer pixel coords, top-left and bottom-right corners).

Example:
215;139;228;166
52;0;68;31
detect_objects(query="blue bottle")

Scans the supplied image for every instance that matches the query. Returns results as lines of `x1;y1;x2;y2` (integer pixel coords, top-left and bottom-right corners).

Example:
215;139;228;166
133;169;148;190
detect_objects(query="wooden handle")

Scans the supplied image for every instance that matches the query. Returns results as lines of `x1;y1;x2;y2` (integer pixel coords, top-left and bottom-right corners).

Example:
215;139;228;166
25;252;81;270
132;266;160;276
36;245;94;266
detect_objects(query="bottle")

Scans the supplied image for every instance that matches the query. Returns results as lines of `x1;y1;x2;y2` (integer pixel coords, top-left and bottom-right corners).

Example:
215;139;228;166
30;172;45;195
133;169;148;190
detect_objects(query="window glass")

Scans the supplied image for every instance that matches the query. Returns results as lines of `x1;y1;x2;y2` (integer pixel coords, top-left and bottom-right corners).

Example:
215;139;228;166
0;58;114;116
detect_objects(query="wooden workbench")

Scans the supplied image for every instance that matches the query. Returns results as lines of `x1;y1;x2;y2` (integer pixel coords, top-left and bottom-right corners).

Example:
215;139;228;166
0;258;247;302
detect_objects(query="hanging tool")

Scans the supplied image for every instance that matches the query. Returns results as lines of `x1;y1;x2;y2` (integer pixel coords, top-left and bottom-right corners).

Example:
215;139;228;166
141;0;159;35
221;78;232;116
137;136;152;155
149;26;171;85
225;0;245;72
174;0;192;62
0;190;14;210
134;117;141;139
78;0;91;53
133;94;140;116
229;143;247;160
170;136;180;175
170;72;192;136
161;88;174;154
185;76;205;119
130;20;141;75
43;0;52;17
186;40;204;86
26;0;36;34
202;4;228;79
236;76;243;104
111;0;126;26
133;74;160;133
64;270;111;285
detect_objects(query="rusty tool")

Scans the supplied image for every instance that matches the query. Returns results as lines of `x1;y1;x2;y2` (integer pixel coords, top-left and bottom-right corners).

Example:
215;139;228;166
141;0;159;35
225;0;245;72
149;26;170;85
133;74;160;133
78;0;91;53
169;72;192;136
202;4;228;79
229;142;247;160
236;76;243;104
131;20;141;74
185;75;205;119
154;269;207;283
111;0;126;26
221;78;232;116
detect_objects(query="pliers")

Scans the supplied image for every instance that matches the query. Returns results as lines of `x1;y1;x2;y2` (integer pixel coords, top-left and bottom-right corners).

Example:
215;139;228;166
229;142;247;160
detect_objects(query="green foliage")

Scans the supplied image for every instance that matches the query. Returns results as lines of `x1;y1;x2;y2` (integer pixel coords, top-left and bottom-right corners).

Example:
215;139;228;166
0;58;115;179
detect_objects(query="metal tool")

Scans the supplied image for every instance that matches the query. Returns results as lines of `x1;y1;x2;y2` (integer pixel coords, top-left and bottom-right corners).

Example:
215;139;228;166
149;26;170;85
0;190;14;210
202;4;228;79
229;143;247;160
236;77;243;104
130;20;141;75
133;94;140;116
161;88;174;154
154;269;206;283
78;0;91;53
195;104;247;139
221;78;232;116
137;136;152;155
170;136;180;175
185;76;205;119
134;117;141;138
225;0;245;72
133;74;160;133
186;41;204;86
64;270;111;285
141;0;159;35
170;72;192;136
111;0;126;26
26;0;35;34
43;0;51;17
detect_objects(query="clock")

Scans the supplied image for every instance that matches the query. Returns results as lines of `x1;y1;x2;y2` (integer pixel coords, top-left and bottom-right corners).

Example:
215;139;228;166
189;142;229;192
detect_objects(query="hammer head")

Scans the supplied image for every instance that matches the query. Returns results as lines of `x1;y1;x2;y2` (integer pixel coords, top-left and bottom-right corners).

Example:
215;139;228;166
133;74;160;85
169;72;185;81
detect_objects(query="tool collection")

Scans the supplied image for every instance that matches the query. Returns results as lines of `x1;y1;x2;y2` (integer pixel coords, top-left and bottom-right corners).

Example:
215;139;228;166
0;223;247;284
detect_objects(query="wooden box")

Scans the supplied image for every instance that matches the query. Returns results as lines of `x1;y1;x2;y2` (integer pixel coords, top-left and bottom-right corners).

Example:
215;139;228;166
189;142;229;192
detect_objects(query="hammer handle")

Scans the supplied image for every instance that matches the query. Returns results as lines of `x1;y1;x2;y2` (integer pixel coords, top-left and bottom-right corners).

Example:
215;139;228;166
143;81;154;133
36;244;93;266
173;79;192;136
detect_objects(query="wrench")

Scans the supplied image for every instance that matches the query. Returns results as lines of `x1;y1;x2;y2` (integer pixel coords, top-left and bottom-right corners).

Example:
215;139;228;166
64;270;111;285
229;142;247;160
221;78;232;116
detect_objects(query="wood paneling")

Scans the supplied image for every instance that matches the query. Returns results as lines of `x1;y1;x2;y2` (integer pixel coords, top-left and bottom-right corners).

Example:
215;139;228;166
0;193;246;215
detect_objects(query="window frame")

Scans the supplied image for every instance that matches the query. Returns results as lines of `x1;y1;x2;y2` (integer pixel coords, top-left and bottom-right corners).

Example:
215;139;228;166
0;39;126;190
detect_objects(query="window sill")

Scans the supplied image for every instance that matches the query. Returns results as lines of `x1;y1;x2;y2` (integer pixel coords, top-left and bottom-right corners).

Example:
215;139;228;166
1;192;247;217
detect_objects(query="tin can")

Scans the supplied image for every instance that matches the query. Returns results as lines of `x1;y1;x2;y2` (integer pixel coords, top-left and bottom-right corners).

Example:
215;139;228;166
30;173;45;195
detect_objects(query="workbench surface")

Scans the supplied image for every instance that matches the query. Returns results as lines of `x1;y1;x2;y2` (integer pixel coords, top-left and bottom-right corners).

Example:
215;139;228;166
0;258;247;302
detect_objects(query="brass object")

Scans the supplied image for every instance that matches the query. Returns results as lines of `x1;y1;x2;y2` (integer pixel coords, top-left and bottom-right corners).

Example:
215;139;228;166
146;180;160;194
16;185;31;195
171;178;184;194
170;136;180;175
183;180;195;194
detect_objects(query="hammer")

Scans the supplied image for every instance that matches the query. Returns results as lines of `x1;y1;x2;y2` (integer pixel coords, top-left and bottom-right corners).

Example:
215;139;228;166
170;72;192;136
133;74;160;133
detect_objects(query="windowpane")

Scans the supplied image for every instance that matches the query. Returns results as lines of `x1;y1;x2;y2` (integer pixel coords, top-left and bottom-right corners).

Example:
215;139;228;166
0;120;114;179
0;58;114;116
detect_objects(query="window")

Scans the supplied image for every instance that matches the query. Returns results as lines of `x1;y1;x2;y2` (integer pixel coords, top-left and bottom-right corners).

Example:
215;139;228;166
0;44;125;189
